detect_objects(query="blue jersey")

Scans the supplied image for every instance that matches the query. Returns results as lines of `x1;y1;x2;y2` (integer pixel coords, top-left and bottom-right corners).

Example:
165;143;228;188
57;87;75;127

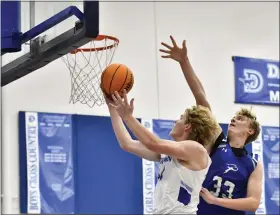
197;132;258;215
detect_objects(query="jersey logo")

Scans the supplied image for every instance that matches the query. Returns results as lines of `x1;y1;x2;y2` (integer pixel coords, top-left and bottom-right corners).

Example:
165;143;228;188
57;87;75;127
223;164;238;174
222;148;227;152
157;166;165;181
218;144;227;149
222;138;227;142
159;155;172;164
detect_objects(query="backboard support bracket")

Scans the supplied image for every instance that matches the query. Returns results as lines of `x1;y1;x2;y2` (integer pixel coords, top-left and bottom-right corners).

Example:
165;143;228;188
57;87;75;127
1;21;93;87
1;1;99;87
30;35;46;56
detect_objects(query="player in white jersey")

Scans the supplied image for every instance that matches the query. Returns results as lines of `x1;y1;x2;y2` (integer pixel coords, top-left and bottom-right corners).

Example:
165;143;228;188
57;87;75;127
153;154;210;214
103;90;220;214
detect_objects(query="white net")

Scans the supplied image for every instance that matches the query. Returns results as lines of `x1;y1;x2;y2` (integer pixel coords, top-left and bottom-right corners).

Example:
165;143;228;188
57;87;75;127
62;35;119;107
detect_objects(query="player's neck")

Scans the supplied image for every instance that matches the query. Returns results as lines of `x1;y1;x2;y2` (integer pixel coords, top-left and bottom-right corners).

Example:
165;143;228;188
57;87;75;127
172;133;189;142
173;136;185;142
228;136;245;148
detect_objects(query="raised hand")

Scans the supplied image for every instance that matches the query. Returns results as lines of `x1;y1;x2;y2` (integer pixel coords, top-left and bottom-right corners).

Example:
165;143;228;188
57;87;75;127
100;84;114;107
109;90;134;120
160;35;187;63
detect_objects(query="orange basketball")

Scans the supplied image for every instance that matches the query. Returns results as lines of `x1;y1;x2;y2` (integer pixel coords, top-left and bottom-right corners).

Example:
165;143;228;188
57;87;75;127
101;63;134;97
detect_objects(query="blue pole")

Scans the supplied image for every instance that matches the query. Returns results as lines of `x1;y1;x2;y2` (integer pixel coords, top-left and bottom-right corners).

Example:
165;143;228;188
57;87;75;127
1;1;22;53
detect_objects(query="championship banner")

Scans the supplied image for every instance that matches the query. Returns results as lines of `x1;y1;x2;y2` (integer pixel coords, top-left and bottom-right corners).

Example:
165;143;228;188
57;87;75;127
261;126;280;214
25;112;75;214
233;56;279;106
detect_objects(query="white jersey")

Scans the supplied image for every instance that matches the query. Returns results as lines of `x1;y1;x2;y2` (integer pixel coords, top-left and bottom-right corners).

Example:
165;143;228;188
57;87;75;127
153;154;211;214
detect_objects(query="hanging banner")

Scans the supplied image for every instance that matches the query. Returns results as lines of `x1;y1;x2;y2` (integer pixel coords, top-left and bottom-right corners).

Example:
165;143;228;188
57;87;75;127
141;119;156;215
25;112;75;214
261;126;279;214
251;129;266;214
233;56;279;106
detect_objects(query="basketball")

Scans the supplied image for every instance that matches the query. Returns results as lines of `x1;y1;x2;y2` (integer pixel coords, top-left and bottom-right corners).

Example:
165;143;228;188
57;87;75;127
101;63;134;97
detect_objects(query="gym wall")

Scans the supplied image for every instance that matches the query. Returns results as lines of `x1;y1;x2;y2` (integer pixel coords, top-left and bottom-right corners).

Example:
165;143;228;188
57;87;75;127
1;2;279;213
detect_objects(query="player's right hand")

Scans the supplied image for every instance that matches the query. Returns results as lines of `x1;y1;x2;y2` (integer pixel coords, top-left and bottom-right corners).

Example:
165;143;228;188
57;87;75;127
100;84;114;106
159;35;187;63
110;90;134;120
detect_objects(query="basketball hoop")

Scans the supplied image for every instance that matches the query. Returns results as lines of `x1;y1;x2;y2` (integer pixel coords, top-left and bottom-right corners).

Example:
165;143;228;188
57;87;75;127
62;35;119;107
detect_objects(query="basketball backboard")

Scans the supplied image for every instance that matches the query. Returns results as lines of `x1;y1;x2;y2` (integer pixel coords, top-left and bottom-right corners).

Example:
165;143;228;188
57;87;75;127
1;1;99;87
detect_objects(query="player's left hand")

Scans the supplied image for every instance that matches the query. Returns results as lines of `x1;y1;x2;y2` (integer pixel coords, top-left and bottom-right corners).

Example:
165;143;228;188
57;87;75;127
109;90;134;120
200;188;217;205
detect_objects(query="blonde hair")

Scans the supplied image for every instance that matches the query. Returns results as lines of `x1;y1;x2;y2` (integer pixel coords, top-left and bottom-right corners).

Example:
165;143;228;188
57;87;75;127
184;105;219;146
235;108;260;144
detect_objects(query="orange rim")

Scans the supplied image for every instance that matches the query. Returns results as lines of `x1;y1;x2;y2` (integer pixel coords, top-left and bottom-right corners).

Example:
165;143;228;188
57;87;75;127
70;35;119;54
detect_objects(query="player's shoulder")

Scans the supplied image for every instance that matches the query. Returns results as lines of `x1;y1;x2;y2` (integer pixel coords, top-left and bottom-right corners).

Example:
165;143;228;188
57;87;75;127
181;140;209;157
182;140;210;169
187;140;208;152
248;153;262;169
210;131;228;156
182;139;203;147
242;152;262;175
249;156;263;178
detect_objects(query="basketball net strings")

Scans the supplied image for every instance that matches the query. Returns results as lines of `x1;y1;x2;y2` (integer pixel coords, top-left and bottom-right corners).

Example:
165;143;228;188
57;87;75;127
62;38;118;107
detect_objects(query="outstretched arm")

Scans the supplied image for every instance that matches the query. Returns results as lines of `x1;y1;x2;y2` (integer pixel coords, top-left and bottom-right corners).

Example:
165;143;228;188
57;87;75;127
123;115;205;161
160;36;210;109
102;90;160;162
109;107;160;161
160;36;222;138
179;58;210;109
200;161;263;212
109;91;205;162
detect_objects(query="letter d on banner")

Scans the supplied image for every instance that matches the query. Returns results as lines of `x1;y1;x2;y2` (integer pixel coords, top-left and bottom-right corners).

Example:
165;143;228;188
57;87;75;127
25;112;41;214
141;119;155;214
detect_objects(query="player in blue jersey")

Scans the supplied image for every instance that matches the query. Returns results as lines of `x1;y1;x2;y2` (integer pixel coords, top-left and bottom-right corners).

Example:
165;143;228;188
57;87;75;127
160;36;263;215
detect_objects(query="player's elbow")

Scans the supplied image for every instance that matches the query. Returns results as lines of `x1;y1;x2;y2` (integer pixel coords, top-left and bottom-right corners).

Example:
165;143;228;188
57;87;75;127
249;204;259;212
120;143;130;152
119;140;134;152
194;90;206;99
248;198;260;212
195;93;210;109
119;140;139;153
194;91;206;102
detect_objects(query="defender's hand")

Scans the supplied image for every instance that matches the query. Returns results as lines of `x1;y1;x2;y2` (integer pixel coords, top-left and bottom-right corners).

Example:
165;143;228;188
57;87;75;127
200;188;217;205
160;35;187;63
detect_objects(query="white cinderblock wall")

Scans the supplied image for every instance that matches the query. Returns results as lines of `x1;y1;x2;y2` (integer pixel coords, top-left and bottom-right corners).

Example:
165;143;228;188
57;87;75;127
1;1;279;213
